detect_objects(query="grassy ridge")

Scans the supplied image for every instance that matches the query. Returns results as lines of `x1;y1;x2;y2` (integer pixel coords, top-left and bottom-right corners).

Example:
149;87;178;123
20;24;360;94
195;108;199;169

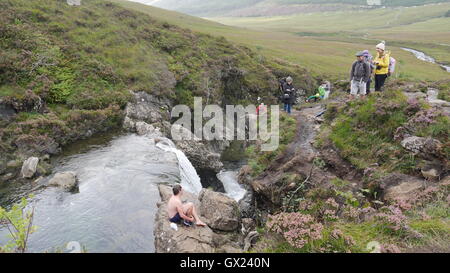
114;0;450;81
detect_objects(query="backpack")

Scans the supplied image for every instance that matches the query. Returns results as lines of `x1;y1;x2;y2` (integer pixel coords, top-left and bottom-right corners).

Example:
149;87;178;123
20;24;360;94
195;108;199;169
388;56;396;75
279;78;287;92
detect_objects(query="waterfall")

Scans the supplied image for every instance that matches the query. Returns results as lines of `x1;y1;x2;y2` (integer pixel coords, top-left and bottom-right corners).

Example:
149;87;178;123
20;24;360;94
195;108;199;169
217;170;246;202
156;139;203;195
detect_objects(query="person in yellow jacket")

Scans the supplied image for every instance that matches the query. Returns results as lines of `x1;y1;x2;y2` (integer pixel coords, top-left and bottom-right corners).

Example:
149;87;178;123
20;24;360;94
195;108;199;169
373;42;390;91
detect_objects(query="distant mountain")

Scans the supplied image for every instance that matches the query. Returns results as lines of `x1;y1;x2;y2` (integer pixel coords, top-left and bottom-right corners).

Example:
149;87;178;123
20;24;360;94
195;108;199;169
142;0;264;17
138;0;450;17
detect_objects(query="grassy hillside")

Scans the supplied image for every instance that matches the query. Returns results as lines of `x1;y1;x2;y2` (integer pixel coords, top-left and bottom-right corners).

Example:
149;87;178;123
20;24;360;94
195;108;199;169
212;3;450;77
147;0;450;16
113;0;450;81
0;0;315;174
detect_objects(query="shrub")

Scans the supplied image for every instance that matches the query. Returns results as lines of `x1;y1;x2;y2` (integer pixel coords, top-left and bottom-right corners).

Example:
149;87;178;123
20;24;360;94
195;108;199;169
267;212;323;249
0;197;36;253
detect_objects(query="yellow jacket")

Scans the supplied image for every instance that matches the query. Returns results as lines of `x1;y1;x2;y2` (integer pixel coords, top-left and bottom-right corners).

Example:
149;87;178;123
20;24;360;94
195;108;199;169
374;52;390;75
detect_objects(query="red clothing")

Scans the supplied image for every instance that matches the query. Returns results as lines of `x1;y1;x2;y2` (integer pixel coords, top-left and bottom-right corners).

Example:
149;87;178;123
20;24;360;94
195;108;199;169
257;105;266;115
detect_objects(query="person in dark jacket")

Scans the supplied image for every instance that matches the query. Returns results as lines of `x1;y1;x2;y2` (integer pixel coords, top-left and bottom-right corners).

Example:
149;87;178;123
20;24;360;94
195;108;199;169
362;50;374;94
350;51;370;100
282;76;295;114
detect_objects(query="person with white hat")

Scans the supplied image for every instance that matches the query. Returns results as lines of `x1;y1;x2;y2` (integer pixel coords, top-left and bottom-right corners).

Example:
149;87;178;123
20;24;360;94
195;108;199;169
373;42;390;91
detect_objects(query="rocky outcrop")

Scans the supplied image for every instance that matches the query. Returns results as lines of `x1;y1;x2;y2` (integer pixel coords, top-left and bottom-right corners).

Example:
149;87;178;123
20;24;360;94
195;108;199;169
170;124;225;173
427;89;450;108
125;91;170;126
378;173;426;202
48;172;78;191
199;189;240;231
1;91;45;114
154;185;244;253
20;157;39;179
401;136;443;158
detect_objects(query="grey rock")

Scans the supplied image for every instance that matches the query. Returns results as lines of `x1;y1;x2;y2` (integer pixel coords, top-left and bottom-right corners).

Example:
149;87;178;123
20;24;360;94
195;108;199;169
401;136;442;158
48;172;78;191
384;181;425;203
125;91;169;125
20;157;39;179
379;173;425;202
199;189;240;231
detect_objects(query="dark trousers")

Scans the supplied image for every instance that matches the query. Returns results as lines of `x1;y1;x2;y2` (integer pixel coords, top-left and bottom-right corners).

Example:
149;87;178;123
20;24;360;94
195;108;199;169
366;78;371;94
375;74;388;91
284;103;292;114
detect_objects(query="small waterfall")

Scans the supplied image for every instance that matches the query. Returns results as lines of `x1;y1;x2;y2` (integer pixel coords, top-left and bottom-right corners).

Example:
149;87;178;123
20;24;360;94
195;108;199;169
156;139;203;195
217;170;246;202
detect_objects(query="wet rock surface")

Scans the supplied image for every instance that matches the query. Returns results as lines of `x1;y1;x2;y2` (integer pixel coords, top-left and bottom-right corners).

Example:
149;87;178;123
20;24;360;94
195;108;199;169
48;171;78;191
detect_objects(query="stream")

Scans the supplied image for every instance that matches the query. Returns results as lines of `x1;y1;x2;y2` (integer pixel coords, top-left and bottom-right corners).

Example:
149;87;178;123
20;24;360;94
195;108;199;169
402;48;450;73
0;133;245;253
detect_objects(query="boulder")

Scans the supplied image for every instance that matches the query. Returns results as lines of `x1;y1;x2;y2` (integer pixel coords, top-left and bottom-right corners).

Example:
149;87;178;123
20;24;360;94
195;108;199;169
48;172;78;191
20;157;39;179
384;181;425;203
170;124;226;173
379;173;426;202
427;89;450;108
401;136;442;158
135;121;152;136
154;185;214;253
174;140;224;173
199;189;240;231
125;91;169;125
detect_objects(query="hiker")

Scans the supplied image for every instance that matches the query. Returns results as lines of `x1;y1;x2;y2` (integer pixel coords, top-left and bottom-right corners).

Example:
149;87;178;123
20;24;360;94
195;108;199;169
306;83;326;103
256;102;267;115
349;51;370;99
282;76;295;114
362;50;374;94
167;184;206;227
373;42;390;92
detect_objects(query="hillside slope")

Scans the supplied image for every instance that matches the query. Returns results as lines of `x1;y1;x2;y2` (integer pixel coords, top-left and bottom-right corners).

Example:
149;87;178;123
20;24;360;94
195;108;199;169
146;0;450;16
112;0;450;81
0;0;315;177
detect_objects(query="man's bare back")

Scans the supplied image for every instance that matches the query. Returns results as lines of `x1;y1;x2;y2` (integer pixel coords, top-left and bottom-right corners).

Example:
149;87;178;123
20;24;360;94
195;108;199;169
167;195;183;219
167;185;206;227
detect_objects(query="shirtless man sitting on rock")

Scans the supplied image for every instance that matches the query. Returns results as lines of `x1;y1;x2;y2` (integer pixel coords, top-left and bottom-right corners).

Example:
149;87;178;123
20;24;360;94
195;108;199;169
167;184;206;227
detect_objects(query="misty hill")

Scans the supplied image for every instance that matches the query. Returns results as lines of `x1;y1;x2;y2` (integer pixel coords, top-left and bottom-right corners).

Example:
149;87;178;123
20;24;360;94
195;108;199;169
147;0;450;17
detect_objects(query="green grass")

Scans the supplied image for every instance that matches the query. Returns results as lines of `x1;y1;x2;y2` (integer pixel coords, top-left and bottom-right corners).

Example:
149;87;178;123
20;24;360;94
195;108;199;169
208;3;450;80
246;112;297;177
319;90;449;173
